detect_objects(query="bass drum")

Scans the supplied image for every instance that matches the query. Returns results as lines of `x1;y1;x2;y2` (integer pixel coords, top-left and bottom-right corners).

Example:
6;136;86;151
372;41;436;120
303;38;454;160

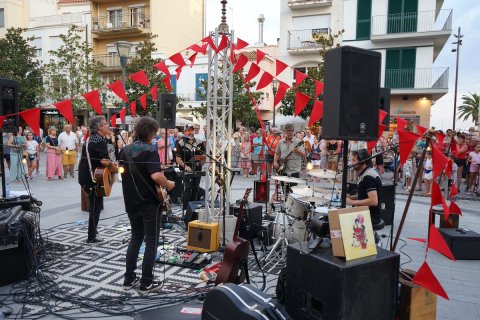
273;212;307;243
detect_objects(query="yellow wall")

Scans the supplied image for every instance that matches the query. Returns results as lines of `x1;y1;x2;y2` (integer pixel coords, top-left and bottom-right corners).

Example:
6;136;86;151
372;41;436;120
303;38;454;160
390;95;433;129
0;0;28;38
93;35;147;55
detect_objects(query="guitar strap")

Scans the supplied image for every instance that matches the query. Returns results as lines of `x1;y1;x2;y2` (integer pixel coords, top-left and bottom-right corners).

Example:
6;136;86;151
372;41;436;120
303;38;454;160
124;146;161;203
85;137;96;184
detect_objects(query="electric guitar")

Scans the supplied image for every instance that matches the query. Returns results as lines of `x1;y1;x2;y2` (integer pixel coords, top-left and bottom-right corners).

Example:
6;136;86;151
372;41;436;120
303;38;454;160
276;140;305;175
215;188;252;285
94;166;116;197
156;185;171;211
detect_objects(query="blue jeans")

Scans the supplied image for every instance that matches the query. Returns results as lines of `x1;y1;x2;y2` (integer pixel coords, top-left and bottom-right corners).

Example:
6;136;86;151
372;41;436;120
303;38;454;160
125;203;162;285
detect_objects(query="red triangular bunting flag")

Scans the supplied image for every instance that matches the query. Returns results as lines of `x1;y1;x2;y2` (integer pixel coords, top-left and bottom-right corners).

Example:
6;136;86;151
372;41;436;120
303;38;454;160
295;70;307;87
431;182;449;220
175;65;183;80
119;108;126;124
274;81;290;108
429;224;456;260
162;75;172;92
315;80;324;97
413;261;449;300
308;100;324;126
435;131;445;147
431;144;448;180
294;92;310;116
416;124;428;136
154;61;171;78
379;110;388;124
275;60;288;76
0;116;5;129
397;129;420;166
449;201;462;215
53;99;74;125
233;54;249;73
235;38;249;50
83;90;103;115
110;113;117;127
256;50;266;64
217;34;228;52
130;101;137;117
129;70;150;86
19;109;40;136
202;36;218;52
150;85;158;101
396;117;408;130
256;71;273;90
188;44;204;54
450;138;457;155
367;124;387;151
244;63;261;82
450;182;458;198
408;237;427;243
188;52;198;68
107;80;128;102
444;159;453;177
139;94;147;110
169;52;186;67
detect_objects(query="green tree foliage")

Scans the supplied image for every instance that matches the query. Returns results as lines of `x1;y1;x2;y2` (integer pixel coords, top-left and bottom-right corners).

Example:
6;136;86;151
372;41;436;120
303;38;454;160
191;72;264;128
126;33;169;116
43;25;102;109
457;92;479;126
0;28;44;110
277;29;344;121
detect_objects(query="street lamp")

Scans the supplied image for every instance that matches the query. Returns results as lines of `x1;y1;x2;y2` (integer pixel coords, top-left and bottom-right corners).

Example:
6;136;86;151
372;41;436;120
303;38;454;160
272;79;278;127
115;41;132;114
451;27;463;131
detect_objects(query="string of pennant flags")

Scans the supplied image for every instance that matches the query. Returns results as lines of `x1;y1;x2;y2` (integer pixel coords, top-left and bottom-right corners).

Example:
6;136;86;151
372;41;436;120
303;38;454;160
0;34;461;299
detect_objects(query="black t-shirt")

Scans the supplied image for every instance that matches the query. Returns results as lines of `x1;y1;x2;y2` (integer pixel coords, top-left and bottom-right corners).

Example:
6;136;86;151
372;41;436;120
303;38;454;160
78;134;109;188
118;142;162;213
357;167;382;225
175;137;205;171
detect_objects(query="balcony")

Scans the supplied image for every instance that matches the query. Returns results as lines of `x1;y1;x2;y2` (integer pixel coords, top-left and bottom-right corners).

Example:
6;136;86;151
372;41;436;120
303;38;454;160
91;13;149;38
288;0;333;10
287;28;330;55
29;13;83;28
371;9;452;59
94;53;138;72
384;67;449;99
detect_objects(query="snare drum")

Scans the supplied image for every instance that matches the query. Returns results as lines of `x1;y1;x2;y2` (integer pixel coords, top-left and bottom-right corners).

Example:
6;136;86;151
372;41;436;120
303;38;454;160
284;195;312;220
273;212;308;243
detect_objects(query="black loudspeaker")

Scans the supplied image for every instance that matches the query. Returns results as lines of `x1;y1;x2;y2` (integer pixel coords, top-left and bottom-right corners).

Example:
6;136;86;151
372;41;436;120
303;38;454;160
286;243;399;320
0;238;29;286
381;183;395;226
0;78;20;131
230;202;263;240
323;46;381;141
380;87;391;126
156;93;176;129
439;228;480;260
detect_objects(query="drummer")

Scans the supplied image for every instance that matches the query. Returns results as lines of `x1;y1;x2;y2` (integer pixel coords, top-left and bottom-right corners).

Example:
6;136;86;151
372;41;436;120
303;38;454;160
273;123;306;190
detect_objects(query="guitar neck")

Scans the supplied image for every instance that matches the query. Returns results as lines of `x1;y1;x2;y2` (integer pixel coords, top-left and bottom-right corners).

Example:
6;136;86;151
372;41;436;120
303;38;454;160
233;188;252;242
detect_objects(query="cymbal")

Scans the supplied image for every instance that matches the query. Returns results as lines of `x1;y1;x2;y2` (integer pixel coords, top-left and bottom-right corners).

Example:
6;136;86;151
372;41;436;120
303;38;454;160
307;169;337;179
271;175;306;184
290;186;314;197
297;195;330;204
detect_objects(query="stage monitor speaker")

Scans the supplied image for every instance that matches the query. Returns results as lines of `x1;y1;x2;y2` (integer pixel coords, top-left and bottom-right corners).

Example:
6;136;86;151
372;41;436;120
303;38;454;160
156;93;176;129
380;87;391;126
230;202;263;240
286;242;399;320
323;46;381;141
0;78;20;132
381;183;395;226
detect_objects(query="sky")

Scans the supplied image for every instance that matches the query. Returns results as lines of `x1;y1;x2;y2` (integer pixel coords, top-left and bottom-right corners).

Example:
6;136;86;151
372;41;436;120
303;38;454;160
205;0;480;131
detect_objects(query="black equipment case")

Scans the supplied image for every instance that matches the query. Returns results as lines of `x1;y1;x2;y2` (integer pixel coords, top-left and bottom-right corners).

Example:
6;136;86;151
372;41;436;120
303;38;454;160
202;283;290;320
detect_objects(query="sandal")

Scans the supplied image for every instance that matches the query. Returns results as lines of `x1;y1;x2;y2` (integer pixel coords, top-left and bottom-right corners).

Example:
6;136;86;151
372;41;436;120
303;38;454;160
59;176;64;180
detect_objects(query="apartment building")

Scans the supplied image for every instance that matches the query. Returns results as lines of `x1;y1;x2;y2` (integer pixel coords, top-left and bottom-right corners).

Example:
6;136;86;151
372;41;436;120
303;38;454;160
0;0;29;37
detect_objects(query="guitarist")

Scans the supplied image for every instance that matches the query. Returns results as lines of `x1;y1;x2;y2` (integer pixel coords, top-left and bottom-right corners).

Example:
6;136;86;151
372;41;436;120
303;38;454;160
79;116;118;244
118;116;175;294
273;123;306;189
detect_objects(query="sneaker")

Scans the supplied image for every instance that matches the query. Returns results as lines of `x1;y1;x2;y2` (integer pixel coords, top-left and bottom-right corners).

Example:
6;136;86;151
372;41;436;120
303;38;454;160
122;276;140;290
36;171;42;175
86;237;103;244
138;280;163;295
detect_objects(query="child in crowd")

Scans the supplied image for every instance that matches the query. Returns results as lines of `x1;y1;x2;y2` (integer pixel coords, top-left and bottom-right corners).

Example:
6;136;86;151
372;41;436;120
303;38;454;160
402;151;416;191
423;150;433;196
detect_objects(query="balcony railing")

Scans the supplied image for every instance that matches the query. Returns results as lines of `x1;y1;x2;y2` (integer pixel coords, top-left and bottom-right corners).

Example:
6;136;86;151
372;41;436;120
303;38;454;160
94;53;138;69
384;67;449;90
287;28;330;50
29;13;83;28
372;9;452;36
288;0;333;9
92;13;149;32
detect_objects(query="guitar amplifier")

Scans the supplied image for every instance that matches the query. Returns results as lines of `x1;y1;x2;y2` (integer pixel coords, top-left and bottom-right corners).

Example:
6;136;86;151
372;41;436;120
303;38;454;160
186;220;220;253
230;202;263;240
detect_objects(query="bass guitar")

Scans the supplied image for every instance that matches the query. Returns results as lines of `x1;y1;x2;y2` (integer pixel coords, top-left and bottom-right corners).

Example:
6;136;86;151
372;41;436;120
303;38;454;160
276;140;304;175
94;166;116;197
215;188;252;285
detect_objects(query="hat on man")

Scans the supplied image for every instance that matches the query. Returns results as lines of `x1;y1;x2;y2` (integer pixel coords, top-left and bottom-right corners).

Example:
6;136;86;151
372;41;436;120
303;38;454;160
185;123;194;131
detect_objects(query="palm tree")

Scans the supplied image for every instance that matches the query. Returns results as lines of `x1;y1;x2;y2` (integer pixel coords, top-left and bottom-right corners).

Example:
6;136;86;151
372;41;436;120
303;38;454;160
457;92;479;126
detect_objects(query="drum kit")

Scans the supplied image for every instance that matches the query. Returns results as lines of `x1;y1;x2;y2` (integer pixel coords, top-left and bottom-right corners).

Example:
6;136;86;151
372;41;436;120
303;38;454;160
264;172;341;265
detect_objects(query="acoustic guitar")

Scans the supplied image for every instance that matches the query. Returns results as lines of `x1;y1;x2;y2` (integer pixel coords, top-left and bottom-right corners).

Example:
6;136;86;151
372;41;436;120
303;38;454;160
215;188;252;286
94;166;116;197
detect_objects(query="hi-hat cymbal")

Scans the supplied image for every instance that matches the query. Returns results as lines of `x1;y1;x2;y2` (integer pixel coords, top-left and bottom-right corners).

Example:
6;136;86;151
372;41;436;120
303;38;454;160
271;175;306;184
307;169;337;179
297;194;330;204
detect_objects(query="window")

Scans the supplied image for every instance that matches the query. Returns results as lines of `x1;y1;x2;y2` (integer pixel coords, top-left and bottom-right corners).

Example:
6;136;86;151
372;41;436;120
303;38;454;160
0;8;4;28
49;36;63;52
195;73;207;101
31;38;42;57
107;9;123;28
387;0;418;34
130;7;145;27
356;0;372;40
385;48;416;88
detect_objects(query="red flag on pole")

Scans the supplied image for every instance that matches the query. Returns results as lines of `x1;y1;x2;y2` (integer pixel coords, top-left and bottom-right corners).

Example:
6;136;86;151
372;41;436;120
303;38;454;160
53;99;74;125
83;90;103;115
19;109;40;136
107;80;128;102
294;92;310;116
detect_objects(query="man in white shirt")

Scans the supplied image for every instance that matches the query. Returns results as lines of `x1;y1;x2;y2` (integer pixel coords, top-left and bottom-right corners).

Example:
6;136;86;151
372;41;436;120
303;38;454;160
303;129;314;149
194;124;205;144
58;124;79;178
